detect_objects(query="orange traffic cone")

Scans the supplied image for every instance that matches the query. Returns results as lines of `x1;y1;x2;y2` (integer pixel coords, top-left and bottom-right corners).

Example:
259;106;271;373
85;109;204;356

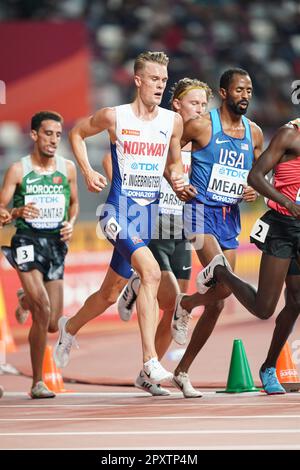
276;342;300;392
42;345;69;393
0;281;17;353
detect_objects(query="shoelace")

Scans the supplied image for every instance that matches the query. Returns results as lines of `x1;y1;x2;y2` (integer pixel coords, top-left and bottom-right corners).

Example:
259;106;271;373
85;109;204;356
265;369;278;386
177;313;192;331
61;332;79;353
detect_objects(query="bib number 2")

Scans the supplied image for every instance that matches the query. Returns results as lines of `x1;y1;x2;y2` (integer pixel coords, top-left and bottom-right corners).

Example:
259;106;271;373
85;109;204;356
250;218;269;243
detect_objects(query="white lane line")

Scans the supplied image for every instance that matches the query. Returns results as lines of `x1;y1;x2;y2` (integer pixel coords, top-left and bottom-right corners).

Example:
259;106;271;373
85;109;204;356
1;401;300;408
1;429;300;437
1;415;300;422
2;391;264;398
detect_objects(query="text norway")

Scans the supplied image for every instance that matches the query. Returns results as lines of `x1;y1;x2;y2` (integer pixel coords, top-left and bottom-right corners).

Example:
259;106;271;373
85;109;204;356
124;141;167;157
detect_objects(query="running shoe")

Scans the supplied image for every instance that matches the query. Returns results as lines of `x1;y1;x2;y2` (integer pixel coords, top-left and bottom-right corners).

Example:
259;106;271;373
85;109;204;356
117;273;140;321
30;381;56;399
171;293;193;345
15;288;30;325
172;372;202;398
196;254;231;294
259;367;286;395
53;316;78;368
135;370;170;396
143;357;173;384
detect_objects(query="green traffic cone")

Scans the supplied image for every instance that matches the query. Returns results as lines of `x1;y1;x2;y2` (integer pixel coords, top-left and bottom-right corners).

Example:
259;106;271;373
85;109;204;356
218;339;260;393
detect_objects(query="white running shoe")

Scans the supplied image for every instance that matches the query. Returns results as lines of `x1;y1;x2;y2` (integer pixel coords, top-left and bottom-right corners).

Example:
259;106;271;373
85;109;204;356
30;381;56;399
143;357;173;384
135;370;170;396
117;273;140;321
196;254;232;294
15;288;30;325
172;372;202;398
171;294;193;345
53;317;78;368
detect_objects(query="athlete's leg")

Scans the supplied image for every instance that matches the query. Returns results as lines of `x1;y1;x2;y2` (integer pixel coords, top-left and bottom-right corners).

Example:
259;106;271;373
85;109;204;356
67;267;127;335
155;271;180;359
131;246;161;362
261;274;300;369
179;235;233;313
17;269;51;387
177;278;190;292
45;280;64;333
174;249;236;375
214;253;291;319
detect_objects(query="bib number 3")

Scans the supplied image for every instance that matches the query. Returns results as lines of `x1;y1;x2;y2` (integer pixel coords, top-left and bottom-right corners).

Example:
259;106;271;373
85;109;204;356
16;245;34;265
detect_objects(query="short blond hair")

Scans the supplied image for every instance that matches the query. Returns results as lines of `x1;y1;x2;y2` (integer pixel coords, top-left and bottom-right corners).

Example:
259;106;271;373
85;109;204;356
134;51;169;74
170;77;213;106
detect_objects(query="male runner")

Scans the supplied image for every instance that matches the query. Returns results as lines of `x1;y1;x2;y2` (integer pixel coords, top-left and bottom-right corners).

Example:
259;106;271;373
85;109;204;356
171;68;263;397
0;111;78;398
106;78;213;396
53;52;196;384
197;117;300;394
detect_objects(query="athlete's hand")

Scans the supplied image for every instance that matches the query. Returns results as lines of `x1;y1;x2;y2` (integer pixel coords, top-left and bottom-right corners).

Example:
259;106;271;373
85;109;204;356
285;200;300;218
13;203;40;220
84;169;107;193
0;207;12;227
170;171;185;192
176;184;198;202
60;221;74;242
243;185;258;202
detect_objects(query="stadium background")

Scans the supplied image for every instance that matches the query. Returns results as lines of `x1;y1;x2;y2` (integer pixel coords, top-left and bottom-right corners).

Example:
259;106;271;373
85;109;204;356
0;0;299;333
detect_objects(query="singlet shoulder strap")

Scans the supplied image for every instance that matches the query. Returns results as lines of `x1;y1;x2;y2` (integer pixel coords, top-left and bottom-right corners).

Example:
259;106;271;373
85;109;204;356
242;115;252;142
55;155;67;177
210;109;222;135
21;155;32;177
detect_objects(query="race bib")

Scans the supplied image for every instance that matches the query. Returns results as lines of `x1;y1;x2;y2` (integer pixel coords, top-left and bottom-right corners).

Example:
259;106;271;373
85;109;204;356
207;164;249;205
104;217;122;241
296;188;300;205
16;245;34;265
24;194;65;229
159;178;184;215
250;218;269;243
121;158;164;199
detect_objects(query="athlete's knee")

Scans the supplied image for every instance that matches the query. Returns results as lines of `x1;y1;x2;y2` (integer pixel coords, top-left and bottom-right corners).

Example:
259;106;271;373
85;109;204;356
205;299;225;317
257;303;275;320
48;318;60;334
30;292;51;321
286;289;300;316
96;286;119;307
139;263;161;286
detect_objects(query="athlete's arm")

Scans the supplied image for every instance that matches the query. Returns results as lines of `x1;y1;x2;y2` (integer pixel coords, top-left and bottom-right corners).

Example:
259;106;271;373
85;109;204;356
248;126;300;217
0;163;39;221
0;206;12;226
60;161;79;242
251;123;264;162
243;123;264;202
181;115;210;148
164;114;197;200
102;152;113;182
69;108;115;193
164;113;184;187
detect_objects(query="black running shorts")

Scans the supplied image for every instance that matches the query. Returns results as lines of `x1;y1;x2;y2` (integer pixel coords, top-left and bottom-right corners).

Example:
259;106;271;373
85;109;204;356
250;209;300;274
147;214;192;280
2;230;68;281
